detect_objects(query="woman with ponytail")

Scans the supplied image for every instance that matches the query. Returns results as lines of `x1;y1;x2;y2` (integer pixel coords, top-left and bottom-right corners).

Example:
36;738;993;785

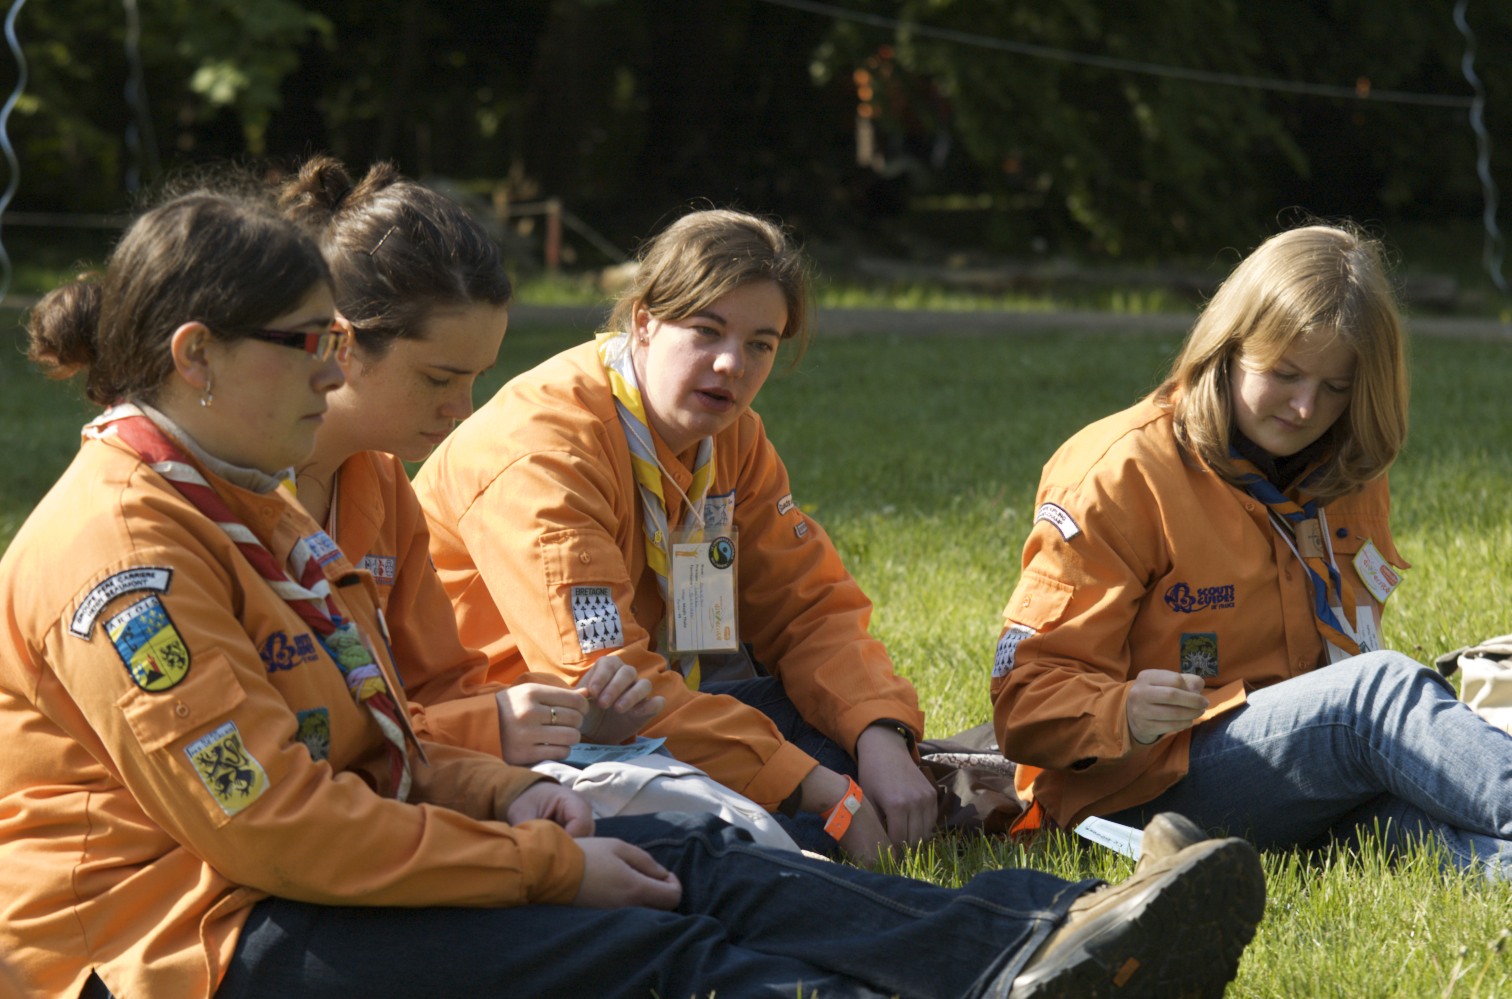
278;156;794;847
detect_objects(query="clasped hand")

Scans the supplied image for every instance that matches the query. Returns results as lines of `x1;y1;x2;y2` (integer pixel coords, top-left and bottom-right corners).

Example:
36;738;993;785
495;655;665;765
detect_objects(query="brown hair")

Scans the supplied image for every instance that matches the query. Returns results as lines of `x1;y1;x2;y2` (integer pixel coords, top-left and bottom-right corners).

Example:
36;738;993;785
1154;223;1409;500
28;192;330;406
279;154;512;360
607;209;813;362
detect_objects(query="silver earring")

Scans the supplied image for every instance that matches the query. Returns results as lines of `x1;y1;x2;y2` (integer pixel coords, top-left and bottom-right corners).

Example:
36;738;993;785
200;373;214;408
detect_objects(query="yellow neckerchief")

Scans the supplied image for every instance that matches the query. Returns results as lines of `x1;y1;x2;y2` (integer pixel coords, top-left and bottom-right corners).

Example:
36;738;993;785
597;330;714;689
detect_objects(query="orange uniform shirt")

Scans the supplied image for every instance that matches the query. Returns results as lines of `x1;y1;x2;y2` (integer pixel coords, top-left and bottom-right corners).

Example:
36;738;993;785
328;450;506;755
415;340;924;809
991;397;1407;828
0;426;582;999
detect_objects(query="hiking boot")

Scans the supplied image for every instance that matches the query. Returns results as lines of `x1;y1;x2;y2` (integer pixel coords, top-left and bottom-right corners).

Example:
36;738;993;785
1009;819;1265;998
1135;812;1207;872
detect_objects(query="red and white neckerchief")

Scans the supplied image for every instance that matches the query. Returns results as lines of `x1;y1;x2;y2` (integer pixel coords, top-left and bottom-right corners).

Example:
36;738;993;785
92;405;414;800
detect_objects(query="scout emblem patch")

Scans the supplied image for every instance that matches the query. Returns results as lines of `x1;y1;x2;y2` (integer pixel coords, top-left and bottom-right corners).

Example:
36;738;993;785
295;707;332;762
571;586;624;655
702;491;736;531
259;630;321;673
776;493;796;516
186;721;269;816
303;530;343;568
993;625;1035;678
1179;632;1219;678
360;555;396;584
107;596;190;691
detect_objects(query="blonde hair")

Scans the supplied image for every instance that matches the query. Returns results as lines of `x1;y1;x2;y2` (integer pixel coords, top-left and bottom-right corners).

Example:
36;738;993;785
1155;224;1409;500
606;209;812;362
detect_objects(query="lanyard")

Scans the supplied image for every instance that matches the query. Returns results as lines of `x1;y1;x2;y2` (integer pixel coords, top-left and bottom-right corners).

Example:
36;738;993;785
597;331;713;688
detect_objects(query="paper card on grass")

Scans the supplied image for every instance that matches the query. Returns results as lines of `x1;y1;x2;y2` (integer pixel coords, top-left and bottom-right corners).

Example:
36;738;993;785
1074;815;1144;861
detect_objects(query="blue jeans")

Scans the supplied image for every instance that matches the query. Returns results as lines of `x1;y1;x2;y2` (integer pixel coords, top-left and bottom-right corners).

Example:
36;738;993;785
1107;651;1512;879
704;675;860;854
214;812;1088;999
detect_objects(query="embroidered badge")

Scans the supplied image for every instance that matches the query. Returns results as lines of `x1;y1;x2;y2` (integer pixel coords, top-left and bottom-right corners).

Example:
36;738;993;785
1034;503;1081;541
776;493;796;516
259;631;321;673
1352;539;1401;604
360;555;397;584
295;707;332;762
1179;633;1219;678
69;566;173;639
993;625;1035;678
702;490;736;531
107;596;190;691
708;537;735;570
571;586;624;655
1163;582;1236;614
793;520;809;540
185;721;269;817
304;530;343;568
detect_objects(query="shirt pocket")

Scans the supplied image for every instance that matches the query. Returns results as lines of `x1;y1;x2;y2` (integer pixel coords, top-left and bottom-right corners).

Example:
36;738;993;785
1006;568;1076;630
116;648;246;753
540;528;631;666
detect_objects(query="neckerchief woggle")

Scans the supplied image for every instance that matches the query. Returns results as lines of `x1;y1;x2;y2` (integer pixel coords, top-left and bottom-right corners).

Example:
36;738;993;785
597;330;713;690
1229;448;1362;658
92;405;416;800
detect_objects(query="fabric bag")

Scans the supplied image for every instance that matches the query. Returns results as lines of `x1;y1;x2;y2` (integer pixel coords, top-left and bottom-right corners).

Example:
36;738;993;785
1436;634;1512;734
533;755;799;852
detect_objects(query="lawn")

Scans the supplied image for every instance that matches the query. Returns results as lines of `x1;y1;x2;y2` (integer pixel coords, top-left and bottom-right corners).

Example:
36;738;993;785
4;305;1512;996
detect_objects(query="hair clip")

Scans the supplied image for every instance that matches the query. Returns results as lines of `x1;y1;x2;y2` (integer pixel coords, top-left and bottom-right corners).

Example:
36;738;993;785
367;225;399;257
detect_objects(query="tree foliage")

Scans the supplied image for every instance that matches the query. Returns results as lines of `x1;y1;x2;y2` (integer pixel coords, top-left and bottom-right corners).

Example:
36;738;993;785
1;0;1509;260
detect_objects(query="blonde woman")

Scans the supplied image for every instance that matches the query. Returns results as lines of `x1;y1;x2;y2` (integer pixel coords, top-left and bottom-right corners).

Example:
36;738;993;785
995;224;1512;878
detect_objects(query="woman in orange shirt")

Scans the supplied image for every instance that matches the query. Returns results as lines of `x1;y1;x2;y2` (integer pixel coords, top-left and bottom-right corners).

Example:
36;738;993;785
416;209;938;859
994;224;1512;878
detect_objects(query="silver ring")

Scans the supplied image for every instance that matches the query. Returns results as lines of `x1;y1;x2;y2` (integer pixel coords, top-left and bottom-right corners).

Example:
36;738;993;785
549;706;558;725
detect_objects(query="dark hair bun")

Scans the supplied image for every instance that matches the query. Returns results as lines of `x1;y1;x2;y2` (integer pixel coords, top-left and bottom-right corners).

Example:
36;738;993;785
26;277;103;389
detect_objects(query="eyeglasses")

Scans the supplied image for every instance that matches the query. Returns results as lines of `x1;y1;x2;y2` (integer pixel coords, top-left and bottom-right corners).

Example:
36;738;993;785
240;322;344;361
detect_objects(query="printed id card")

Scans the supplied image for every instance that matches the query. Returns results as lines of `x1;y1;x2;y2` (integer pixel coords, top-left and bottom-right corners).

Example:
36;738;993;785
668;527;739;653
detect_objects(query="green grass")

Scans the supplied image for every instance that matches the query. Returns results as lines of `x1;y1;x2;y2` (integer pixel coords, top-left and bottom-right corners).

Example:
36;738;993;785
5;309;1512;996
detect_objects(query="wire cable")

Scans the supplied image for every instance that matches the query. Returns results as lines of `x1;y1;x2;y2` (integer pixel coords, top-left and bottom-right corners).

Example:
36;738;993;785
1453;0;1508;296
758;0;1474;110
0;0;29;306
122;0;159;193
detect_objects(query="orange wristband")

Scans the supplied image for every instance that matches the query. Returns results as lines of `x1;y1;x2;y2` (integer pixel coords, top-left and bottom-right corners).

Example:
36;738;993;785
821;776;864;840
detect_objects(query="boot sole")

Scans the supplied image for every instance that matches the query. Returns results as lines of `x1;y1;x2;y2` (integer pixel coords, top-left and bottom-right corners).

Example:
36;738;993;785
1011;837;1266;999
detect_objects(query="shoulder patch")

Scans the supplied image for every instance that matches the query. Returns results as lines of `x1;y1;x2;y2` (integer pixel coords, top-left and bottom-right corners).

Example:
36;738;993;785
776;493;796;516
1034;502;1081;541
571;585;624;655
793;520;809;539
107;596;190;691
295;707;332;762
259;630;322;673
186;721;269;817
69;566;173;639
360;554;396;584
993;625;1035;678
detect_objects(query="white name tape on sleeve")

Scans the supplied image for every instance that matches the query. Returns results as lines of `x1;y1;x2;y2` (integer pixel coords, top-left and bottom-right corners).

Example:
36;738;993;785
1034;503;1081;541
69;567;175;639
